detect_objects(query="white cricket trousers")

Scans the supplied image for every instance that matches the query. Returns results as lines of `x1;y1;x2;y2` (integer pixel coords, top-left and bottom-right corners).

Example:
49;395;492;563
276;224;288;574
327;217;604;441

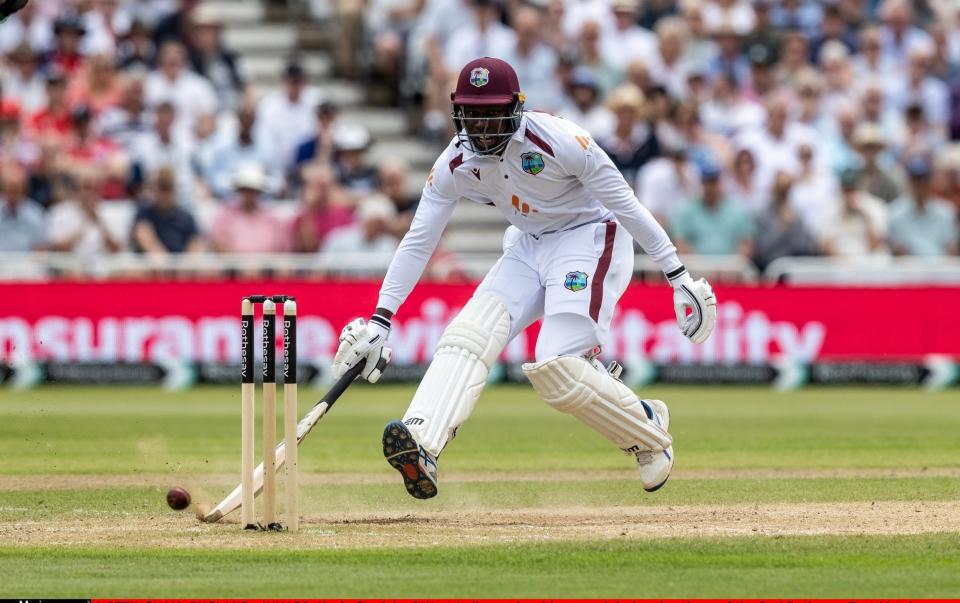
476;220;634;359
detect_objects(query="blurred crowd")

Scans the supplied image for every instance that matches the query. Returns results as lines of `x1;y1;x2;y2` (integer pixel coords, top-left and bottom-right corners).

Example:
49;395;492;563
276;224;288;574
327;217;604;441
0;0;425;271
360;0;960;265
2;0;960;278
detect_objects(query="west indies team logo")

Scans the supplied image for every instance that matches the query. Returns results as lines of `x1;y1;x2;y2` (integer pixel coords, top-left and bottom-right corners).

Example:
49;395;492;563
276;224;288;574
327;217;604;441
564;271;588;292
521;152;545;175
469;67;490;87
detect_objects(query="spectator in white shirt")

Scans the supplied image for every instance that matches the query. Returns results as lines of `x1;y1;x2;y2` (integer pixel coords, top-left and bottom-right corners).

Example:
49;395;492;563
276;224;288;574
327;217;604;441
736;90;814;195
131;101;195;206
254;61;324;173
886;46;950;136
649;16;693;100
600;0;658;71
1;43;47;114
820;167;890;258
788;142;839;238
499;7;561;112
443;0;514;73
0;163;46;252
702;0;756;36
878;0;933;69
635;140;701;227
322;197;400;266
48;168;124;255
557;68;615;140
0;0;54;54
145;40;217;136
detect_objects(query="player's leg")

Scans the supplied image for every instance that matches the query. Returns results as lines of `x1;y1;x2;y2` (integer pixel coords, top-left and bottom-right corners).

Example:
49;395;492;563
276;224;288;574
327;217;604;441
385;229;544;498
522;222;674;491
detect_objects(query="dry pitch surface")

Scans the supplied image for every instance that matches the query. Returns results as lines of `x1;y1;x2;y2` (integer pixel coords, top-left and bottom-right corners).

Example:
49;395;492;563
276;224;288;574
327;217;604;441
1;384;959;595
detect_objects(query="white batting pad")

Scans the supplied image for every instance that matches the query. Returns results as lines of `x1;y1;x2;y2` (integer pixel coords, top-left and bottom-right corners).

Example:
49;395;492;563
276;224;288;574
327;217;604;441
523;355;672;452
403;293;510;456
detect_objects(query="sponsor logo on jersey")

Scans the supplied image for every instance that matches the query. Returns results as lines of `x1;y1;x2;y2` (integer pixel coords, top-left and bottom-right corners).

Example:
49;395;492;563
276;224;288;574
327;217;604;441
521;151;545;175
564;271;588;292
469;67;490;87
471;168;481;180
404;417;425;426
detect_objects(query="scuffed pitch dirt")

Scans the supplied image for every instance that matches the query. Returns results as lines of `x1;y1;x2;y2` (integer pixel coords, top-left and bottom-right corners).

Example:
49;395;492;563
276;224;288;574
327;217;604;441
3;466;960;491
3;501;959;550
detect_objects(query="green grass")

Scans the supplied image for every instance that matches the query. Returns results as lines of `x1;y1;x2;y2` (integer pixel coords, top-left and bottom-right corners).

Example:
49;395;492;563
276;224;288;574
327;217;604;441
1;384;959;596
4;535;960;597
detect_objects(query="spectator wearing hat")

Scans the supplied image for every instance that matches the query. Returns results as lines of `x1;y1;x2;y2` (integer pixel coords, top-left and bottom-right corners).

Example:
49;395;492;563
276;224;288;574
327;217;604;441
820;167;890;257
255;60;324;172
293;101;338;176
635;139;700;227
66;53;124;116
0;162;46;252
322;196;400;257
752;170;821;271
598;84;659;185
671;160;754;258
0;0;53;54
0;100;39;167
558;67;614;140
1;43;47;113
132;167;204;255
43;13;87;78
851;122;903;203
291;164;354;253
499;7;562;113
333;123;378;196
187;4;247;112
207;100;278;199
64;105;128;200
599;0;658;72
145;41;218;136
210;164;289;253
47;167;124;255
888;156;959;256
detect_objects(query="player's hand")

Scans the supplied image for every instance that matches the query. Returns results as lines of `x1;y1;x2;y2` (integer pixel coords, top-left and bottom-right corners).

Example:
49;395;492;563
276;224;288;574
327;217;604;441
673;276;717;344
331;318;392;383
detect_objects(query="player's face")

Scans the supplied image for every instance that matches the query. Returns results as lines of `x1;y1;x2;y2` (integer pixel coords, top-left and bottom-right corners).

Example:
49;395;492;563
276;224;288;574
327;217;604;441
460;104;513;152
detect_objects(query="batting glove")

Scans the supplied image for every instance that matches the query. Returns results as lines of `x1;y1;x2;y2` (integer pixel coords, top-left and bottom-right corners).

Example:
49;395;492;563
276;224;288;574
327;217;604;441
671;272;717;344
332;317;392;383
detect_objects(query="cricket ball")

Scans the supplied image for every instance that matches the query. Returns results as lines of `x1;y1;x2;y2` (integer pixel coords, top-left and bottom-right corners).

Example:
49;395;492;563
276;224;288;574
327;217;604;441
166;486;191;511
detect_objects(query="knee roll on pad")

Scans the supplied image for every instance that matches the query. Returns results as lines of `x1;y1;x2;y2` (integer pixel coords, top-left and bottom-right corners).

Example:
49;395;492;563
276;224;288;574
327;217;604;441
403;294;510;456
523;355;672;452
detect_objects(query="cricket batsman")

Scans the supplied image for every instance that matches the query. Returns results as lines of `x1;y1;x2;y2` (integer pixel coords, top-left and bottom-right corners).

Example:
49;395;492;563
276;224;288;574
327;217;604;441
332;57;717;498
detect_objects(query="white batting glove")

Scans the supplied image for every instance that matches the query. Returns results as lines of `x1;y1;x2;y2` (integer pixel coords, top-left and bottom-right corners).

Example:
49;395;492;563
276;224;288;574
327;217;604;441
332;318;392;383
672;275;717;344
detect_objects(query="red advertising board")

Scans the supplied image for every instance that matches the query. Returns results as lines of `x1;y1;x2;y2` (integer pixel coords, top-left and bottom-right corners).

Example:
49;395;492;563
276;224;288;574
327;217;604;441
4;281;959;365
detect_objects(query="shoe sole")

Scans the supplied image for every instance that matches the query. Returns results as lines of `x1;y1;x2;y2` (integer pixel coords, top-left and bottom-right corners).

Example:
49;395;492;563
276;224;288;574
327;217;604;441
644;475;669;492
382;420;438;500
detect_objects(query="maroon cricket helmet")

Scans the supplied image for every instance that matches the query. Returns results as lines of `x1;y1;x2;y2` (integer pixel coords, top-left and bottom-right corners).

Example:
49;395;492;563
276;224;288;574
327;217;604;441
451;57;523;105
450;57;526;155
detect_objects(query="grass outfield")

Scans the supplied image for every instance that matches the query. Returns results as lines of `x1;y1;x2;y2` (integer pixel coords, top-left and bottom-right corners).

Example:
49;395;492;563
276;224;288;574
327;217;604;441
1;384;959;596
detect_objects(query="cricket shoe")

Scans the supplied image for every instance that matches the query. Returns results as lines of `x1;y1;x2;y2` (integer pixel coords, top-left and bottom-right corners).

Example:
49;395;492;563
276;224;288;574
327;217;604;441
636;399;673;492
382;420;439;499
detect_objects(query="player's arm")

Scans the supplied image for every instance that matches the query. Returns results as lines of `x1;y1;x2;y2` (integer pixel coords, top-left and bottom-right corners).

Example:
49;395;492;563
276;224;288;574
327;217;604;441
331;148;460;382
565;132;717;343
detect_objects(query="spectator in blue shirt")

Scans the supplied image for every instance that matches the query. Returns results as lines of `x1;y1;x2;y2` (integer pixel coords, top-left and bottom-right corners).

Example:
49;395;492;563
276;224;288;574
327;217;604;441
0;162;46;252
671;161;755;258
888;156;959;256
131;167;203;255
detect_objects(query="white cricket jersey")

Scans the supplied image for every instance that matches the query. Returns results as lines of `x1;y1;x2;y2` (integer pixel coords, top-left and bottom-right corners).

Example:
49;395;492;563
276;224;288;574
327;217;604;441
377;111;684;313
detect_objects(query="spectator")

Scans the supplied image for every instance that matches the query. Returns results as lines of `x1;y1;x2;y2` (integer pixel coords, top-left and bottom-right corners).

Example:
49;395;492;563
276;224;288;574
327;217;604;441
293;101;338;176
774;29;810;88
0;162;46;252
770;0;822;36
752;171;820;271
47;168;124;254
333;123;378;196
736;90;814;195
809;3;858;60
322;196;400;256
878;0;932;69
0;0;53;54
742;42;778;101
933;144;960;214
820;167;890;257
500;7;562;112
25;69;72;141
63;105;128;199
208;101;277;199
558;68;614;140
671;162;754;257
187;5;246;112
80;0;131;56
443;0;514;74
851;25;890;80
65;53;124;116
291;164;354;253
724;147;766;215
706;26;748;87
371;157;418;237
648;16;692;99
635;140;700;226
43;13;86;78
0;100;39;167
132;167;203;254
600;0;658;72
255;61;323;173
145;41;217;135
851;122;903;203
116;20;156;72
700;72;764;136
598;84;658;186
888;156;959;256
702;0;756;36
98;76;152;153
745;0;782;65
153;0;200;48
788;142;839;238
131;101;194;205
210;164;289;253
887;46;949;135
1;43;47;113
